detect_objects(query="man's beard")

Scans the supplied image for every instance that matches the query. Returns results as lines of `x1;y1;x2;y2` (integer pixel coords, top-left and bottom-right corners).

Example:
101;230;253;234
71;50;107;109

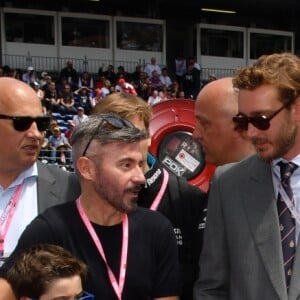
251;118;297;161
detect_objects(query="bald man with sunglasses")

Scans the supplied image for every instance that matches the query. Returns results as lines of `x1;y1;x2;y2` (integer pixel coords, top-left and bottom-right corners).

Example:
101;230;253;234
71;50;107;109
0;77;80;262
194;53;300;299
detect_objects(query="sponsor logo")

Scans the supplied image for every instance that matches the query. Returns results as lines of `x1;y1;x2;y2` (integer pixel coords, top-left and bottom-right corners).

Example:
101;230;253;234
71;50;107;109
146;168;162;187
174;227;183;246
162;156;185;176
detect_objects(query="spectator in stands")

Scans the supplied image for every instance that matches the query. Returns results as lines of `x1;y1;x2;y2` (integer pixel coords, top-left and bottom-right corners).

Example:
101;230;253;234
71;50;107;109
159;67;173;89
0;77;80;266
116;78;137;95
43;80;60;114
102;64;116;85
56;77;68;95
95;74;106;89
171;80;180;98
74;87;93;115
149;70;163;90
147;89;162;106
39;135;49;163
78;71;94;89
73;106;88;126
115;65;129;81
64;120;75;143
90;88;102;107
182;63;200;99
133;71;148;99
131;64;143;82
187;56;201;72
47;126;71;163
22;66;38;86
45;117;58;138
159;84;172;101
5;244;92;300
55;142;72;170
59;61;78;91
58;83;77;115
138;82;151;101
175;55;187;88
144;57;161;79
39;71;51;89
30;81;45;114
177;90;186;99
11;68;22;80
97;79;111;99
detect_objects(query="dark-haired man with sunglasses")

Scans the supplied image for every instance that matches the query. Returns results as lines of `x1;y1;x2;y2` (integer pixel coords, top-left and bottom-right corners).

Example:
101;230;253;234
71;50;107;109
194;52;300;299
0;113;180;299
0;77;80;265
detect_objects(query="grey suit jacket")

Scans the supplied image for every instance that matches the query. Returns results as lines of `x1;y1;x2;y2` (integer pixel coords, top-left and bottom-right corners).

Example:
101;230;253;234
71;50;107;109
194;154;300;300
36;161;81;213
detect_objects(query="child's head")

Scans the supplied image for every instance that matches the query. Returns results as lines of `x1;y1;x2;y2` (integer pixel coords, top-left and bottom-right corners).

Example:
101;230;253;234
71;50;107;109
6;244;91;300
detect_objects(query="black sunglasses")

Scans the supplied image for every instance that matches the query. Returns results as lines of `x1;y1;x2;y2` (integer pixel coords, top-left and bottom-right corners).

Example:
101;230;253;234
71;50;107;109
81;115;135;157
0;114;51;132
232;104;287;131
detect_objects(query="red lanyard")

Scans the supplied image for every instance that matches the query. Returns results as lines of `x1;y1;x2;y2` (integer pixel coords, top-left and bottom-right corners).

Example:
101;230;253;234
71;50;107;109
149;168;169;211
76;198;128;300
0;184;23;256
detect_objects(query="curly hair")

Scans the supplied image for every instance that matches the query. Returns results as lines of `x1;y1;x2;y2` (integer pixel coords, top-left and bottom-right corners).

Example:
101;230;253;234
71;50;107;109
233;52;300;106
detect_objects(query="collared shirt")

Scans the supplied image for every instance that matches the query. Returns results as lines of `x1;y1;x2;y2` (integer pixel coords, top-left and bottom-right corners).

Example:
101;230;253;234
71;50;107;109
272;154;300;244
0;163;38;256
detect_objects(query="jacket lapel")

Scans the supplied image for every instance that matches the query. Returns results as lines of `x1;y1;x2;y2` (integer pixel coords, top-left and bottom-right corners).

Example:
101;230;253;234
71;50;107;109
242;157;287;299
36;162;58;213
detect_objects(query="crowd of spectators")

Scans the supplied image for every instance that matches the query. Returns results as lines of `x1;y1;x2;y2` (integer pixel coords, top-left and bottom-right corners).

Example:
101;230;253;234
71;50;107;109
0;56;212;170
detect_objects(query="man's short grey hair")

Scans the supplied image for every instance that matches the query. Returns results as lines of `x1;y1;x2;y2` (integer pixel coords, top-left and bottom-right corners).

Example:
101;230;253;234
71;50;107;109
71;113;146;162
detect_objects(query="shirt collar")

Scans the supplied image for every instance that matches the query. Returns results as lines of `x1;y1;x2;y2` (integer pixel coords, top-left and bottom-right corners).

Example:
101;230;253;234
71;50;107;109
10;162;38;188
272;154;300;169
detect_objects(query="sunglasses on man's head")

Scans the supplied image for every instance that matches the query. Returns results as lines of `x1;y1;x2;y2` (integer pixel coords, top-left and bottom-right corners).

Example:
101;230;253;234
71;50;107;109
232;104;287;131
0;114;51;132
81;115;135;157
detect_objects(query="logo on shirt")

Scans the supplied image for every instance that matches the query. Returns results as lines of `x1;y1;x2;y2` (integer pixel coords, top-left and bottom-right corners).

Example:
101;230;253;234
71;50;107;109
146;168;162;187
174;227;183;246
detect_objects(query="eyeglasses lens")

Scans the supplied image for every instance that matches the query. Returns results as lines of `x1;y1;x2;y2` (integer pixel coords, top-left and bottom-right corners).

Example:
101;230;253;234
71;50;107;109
233;115;270;131
104;116;134;129
232;105;287;131
14;117;50;132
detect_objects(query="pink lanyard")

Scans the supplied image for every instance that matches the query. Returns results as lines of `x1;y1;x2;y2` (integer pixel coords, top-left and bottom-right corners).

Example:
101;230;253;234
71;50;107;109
149;169;169;211
0;184;23;256
76;198;128;300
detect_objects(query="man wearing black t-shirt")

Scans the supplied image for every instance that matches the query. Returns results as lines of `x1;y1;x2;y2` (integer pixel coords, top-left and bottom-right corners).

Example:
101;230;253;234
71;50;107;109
92;92;207;300
0;113;180;300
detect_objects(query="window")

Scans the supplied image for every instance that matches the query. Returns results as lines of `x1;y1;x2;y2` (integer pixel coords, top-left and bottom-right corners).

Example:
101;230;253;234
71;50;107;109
250;32;292;59
61;17;109;48
5;13;54;44
117;21;163;51
200;28;244;58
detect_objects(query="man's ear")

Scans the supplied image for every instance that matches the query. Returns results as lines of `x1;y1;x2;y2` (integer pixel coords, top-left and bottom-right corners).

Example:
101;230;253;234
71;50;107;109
76;157;95;181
